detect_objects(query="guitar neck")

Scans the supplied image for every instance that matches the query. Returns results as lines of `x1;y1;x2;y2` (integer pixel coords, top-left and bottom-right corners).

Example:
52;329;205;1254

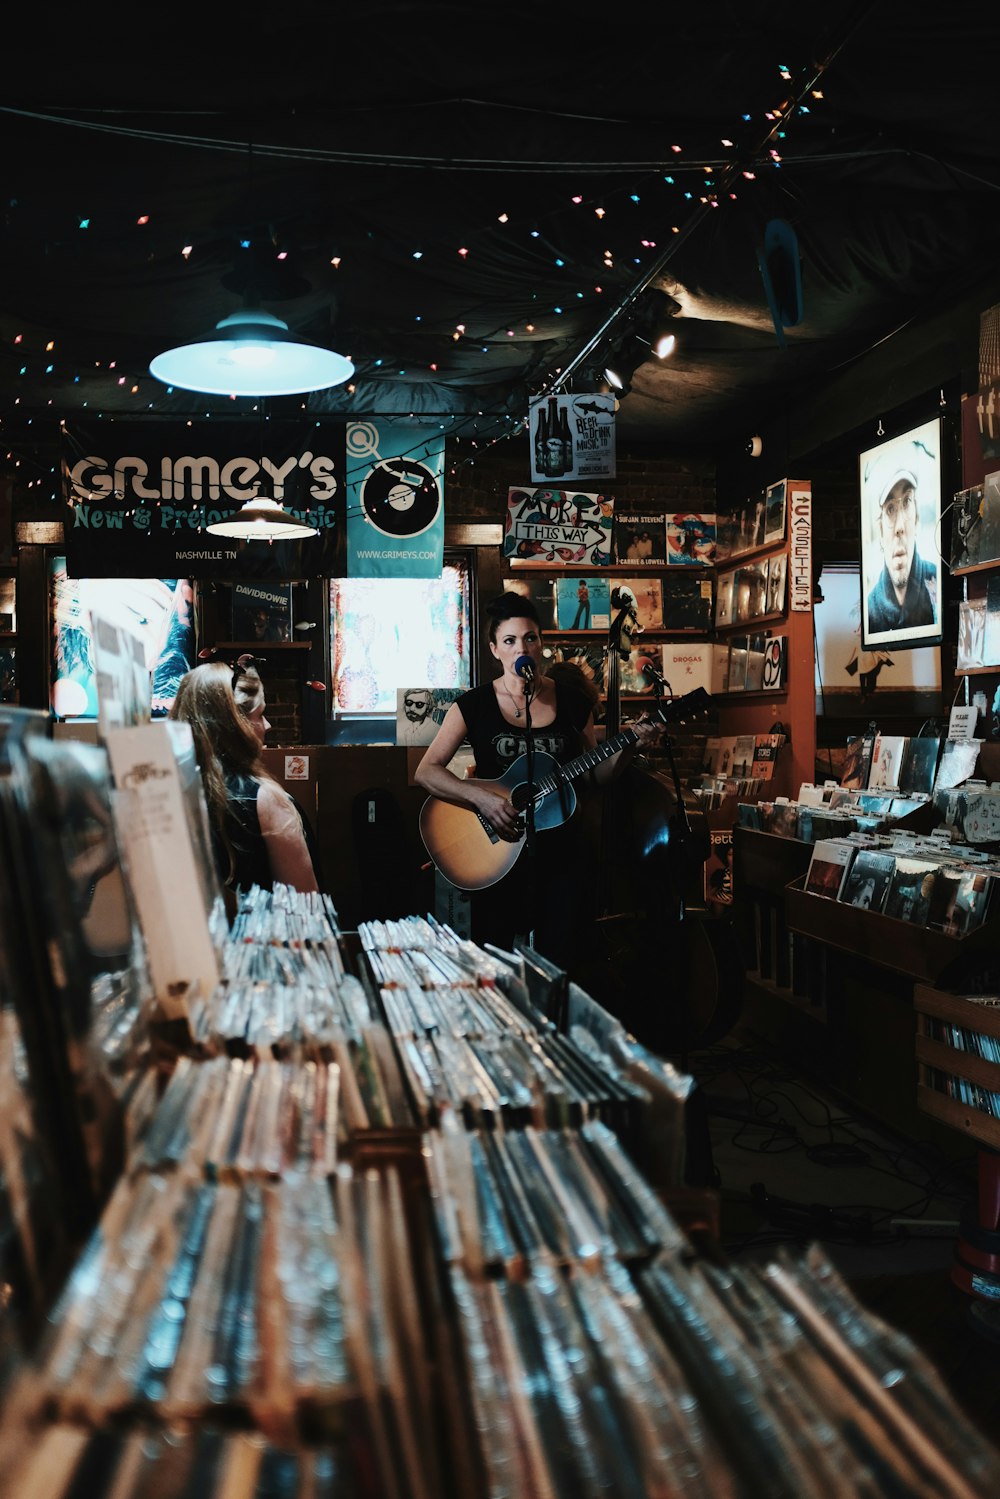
527;688;711;802
532;727;639;799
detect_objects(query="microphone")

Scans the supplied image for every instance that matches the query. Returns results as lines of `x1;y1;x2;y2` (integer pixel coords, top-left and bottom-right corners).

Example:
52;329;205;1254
513;654;537;683
638;656;673;695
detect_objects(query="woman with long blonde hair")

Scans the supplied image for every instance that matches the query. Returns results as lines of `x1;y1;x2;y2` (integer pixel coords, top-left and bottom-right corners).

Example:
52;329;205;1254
170;656;318;894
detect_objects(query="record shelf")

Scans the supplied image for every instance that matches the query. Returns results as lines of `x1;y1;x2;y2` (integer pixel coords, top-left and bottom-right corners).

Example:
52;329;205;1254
913;983;1000;1303
1;713;999;1496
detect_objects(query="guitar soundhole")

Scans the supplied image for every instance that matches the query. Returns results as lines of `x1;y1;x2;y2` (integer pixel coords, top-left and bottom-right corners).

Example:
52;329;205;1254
510;785;530;812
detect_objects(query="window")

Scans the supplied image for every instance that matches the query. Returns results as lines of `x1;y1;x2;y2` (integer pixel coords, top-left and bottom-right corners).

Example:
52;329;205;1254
330;557;472;714
49;556;196;717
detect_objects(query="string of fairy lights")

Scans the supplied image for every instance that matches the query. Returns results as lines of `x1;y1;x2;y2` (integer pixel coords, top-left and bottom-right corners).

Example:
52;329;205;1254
0;48;844;502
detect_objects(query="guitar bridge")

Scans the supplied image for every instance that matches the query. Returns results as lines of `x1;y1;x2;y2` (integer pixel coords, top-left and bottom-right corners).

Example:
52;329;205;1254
477;812;500;844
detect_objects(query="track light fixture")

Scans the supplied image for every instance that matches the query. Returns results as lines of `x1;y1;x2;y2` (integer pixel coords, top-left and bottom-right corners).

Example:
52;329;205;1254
603;334;649;396
650;328;677;359
602;359;631;394
602;293;679;395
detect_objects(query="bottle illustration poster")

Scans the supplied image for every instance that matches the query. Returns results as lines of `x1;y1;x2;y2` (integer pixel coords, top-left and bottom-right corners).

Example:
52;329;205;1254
504;488;614;567
529;393;616;483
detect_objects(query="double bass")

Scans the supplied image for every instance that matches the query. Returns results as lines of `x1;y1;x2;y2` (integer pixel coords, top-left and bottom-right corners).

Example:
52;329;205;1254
575;591;743;1057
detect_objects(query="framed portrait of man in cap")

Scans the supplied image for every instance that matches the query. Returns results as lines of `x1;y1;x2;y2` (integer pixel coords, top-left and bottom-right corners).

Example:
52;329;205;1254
859;416;943;651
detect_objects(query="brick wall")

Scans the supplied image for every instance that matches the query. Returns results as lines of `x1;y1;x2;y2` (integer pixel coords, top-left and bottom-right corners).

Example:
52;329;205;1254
445;435;716;521
810;466;862;564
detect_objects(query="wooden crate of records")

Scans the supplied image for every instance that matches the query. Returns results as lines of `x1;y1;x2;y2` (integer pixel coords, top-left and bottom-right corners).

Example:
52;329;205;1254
914;984;1000;1149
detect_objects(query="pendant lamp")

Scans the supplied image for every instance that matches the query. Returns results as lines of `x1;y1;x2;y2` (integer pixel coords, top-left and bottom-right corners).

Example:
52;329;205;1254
206;496;318;540
149;307;354;397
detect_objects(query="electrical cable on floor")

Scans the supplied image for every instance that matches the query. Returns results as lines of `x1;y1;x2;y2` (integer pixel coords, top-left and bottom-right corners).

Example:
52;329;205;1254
691;1036;976;1254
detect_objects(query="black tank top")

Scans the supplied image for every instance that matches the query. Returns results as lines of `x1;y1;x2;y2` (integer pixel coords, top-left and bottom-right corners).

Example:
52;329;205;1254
217;770;272;891
212;769;323;892
456;679;590;779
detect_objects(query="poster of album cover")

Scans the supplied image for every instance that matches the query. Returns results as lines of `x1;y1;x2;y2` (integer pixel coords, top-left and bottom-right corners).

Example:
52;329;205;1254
614;512;667;565
232;582;293;642
666;512;716;564
503;572;557;625
814;564;941;698
554;575;611;629
395;687;464;746
543;637;605;696
614;576;662;629
50;557;196;719
504;488;614;566
704;830;734;911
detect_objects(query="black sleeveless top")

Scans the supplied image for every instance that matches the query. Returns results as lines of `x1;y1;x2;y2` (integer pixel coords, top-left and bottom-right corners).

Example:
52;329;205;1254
212;770;271;891
452;678;593;970
214;769;323;892
456;679;591;778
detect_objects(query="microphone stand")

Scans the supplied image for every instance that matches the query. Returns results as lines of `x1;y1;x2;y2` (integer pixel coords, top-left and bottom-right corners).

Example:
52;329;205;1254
642;663;693;855
642;660;697;1068
520;671;538;951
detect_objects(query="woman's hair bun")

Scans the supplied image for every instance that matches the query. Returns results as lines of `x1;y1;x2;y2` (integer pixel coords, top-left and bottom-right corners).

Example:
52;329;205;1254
486;591;541;625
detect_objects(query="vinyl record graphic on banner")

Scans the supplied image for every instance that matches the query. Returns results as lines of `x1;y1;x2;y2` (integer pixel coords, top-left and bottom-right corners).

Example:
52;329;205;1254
360;459;441;539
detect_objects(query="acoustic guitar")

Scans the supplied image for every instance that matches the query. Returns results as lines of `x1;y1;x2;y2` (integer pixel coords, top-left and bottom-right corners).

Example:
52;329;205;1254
419;687;712;891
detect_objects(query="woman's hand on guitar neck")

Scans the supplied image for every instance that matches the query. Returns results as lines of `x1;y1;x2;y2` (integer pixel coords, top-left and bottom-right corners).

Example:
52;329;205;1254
592;714;661;785
632;715;662;749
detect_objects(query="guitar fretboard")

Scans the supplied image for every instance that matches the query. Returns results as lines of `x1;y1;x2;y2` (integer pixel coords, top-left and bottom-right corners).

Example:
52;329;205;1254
526;687;712;802
531;727;639;800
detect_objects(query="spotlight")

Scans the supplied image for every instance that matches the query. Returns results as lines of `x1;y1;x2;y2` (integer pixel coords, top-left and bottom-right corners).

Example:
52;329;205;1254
746;435;763;458
644;288;681;360
603;311;678;392
603;361;630;394
603;334;647;396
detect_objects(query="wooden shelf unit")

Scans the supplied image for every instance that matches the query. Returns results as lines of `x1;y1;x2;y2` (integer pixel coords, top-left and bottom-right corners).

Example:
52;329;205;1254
714;538;788;570
953;543;999;673
733;827;1000;1148
715;611;786;634
914;984;1000;1150
508;563;715;575
719;686;790;702
785;878;998;985
952;558;1000;579
711;481;812;797
553;627;710;638
213;641;312;652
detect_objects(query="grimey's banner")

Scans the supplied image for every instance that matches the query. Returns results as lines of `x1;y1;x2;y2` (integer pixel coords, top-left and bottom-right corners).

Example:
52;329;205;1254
61;422;341;578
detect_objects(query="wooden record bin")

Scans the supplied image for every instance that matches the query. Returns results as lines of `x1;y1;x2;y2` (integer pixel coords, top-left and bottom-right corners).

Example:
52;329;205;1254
914;985;1000;1150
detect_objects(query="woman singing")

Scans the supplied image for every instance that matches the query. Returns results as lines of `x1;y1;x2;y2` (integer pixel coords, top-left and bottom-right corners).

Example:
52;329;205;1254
416;592;657;966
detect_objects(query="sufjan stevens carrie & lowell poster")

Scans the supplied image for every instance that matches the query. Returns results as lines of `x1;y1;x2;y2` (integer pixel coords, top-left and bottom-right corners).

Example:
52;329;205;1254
504;487;614;566
345;421;445;579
